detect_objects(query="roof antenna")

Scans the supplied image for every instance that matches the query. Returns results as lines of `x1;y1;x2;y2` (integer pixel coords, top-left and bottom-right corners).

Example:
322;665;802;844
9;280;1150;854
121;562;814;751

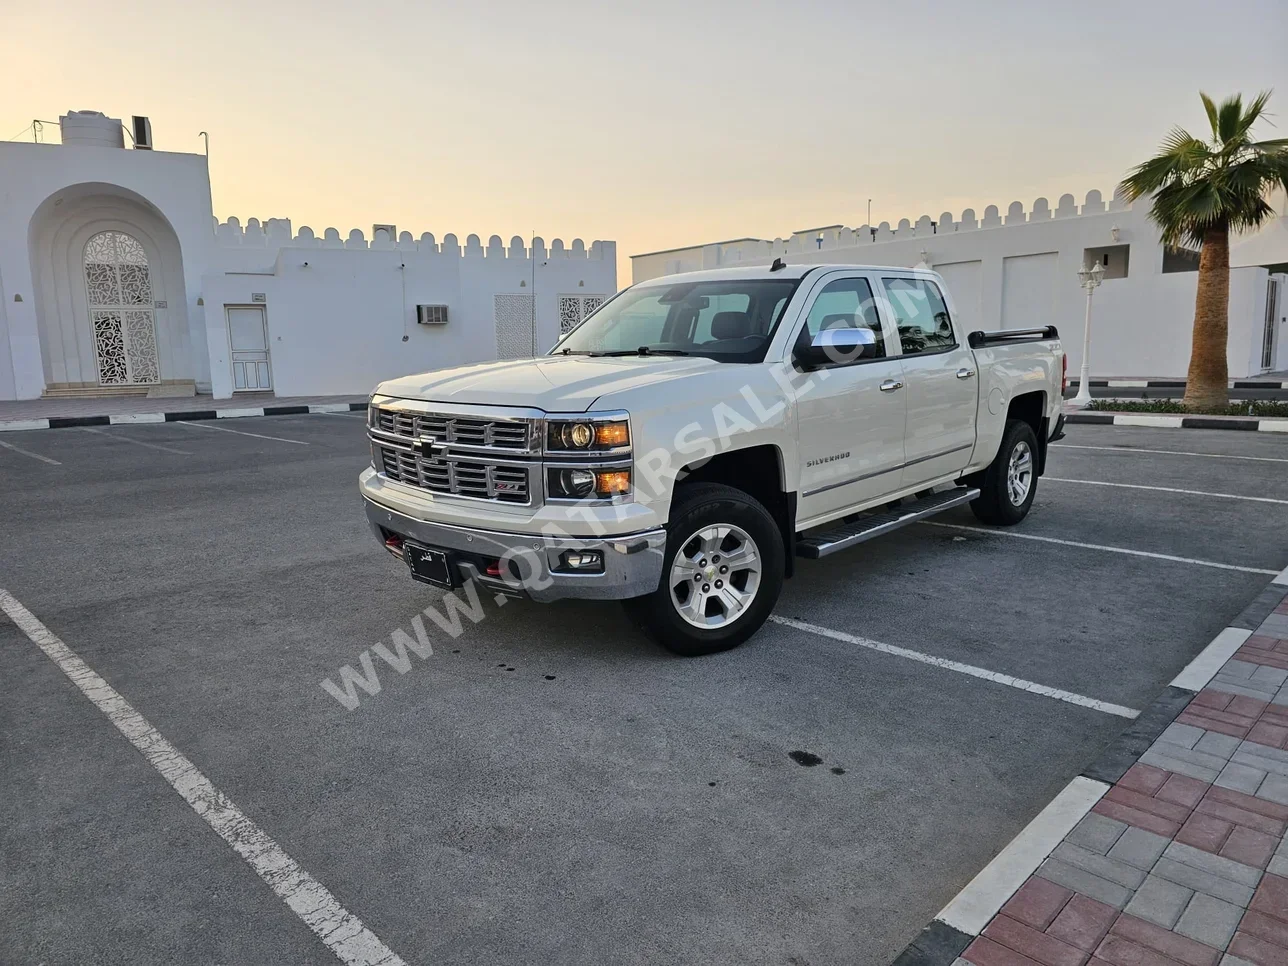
769;257;786;272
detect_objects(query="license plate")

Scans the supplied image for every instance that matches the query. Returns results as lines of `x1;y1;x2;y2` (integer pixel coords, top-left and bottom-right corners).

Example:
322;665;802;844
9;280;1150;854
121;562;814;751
404;543;455;588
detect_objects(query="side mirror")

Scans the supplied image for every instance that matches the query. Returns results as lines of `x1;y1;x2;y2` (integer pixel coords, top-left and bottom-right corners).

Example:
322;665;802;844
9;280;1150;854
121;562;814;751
794;327;876;369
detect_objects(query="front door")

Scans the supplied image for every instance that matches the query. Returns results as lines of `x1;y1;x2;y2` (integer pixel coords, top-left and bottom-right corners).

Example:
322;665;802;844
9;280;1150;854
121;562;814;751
880;275;978;488
83;230;162;386
227;306;272;391
792;272;907;526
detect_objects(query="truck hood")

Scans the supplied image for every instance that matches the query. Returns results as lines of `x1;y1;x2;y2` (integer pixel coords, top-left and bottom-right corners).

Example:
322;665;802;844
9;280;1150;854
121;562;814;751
374;355;730;413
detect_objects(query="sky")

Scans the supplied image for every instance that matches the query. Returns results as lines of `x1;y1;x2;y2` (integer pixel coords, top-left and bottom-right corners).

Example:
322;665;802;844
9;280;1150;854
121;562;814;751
2;0;1285;285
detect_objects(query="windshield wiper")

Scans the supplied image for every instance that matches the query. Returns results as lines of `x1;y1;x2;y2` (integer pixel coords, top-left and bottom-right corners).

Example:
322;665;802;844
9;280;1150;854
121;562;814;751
587;346;690;357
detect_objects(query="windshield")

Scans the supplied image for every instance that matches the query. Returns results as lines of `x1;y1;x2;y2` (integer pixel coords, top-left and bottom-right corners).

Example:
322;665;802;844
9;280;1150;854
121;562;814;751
552;278;801;363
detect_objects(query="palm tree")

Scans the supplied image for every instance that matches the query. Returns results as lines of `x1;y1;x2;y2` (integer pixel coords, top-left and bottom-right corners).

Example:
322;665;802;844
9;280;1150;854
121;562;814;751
1120;92;1288;409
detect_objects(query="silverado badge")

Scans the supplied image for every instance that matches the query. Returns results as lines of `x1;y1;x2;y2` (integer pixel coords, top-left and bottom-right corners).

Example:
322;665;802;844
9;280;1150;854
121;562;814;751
806;451;850;468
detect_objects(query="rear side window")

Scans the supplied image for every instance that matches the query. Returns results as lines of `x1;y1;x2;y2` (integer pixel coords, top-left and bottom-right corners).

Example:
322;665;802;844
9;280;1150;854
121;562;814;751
883;277;956;355
801;277;887;360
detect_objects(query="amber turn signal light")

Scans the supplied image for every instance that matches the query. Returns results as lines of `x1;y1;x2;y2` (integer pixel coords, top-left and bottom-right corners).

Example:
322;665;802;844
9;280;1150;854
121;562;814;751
594;422;630;447
594;470;631;496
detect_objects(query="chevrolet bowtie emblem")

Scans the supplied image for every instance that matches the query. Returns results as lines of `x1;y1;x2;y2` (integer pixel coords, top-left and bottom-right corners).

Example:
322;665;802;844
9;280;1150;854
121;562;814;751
415;435;446;458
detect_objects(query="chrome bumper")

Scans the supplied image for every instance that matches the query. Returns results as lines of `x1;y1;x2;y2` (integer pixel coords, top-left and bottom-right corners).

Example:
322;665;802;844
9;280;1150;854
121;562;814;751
364;497;666;602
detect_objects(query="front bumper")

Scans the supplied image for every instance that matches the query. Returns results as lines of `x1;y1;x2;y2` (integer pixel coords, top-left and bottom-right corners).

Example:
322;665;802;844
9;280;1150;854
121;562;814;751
364;497;666;602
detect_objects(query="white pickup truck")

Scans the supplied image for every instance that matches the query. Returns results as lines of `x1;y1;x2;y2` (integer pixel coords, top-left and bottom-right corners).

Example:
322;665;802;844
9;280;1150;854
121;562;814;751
361;263;1066;655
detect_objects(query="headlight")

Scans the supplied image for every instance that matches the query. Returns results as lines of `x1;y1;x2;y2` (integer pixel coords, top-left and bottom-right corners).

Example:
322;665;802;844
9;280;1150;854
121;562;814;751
547;466;632;500
546;416;630;452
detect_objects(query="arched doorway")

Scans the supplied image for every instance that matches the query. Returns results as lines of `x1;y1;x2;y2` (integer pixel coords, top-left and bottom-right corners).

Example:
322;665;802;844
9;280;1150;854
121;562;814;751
83;230;161;384
27;183;196;395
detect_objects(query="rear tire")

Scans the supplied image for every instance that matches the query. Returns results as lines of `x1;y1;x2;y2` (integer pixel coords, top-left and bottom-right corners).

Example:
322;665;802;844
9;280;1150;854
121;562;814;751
624;483;784;657
970;419;1038;525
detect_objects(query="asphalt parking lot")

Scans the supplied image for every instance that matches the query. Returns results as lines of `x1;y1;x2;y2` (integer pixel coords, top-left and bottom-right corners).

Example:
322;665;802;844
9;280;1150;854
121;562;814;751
2;414;1286;966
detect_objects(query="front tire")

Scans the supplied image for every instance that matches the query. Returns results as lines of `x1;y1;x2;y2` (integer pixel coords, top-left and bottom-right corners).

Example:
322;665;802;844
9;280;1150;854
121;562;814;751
625;483;785;657
970;419;1039;525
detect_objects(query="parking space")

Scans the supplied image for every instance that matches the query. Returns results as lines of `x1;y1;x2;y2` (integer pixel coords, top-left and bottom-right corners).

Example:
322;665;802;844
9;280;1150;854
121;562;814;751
1;416;1285;965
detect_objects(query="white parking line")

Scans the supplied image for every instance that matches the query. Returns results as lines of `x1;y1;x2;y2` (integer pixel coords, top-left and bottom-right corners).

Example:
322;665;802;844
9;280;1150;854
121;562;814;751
80;426;192;456
0;589;406;966
0;439;62;465
920;521;1279;575
768;614;1140;718
1045;477;1288;506
1052;443;1288;464
176;420;309;445
937;776;1108;935
1171;627;1253;692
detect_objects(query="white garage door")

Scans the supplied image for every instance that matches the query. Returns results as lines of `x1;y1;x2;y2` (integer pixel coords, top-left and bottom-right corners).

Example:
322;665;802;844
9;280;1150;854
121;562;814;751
1001;252;1059;330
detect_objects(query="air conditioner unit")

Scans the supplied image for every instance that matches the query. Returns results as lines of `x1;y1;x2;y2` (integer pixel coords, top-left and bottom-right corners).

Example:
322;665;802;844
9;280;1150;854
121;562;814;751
131;115;153;150
417;304;449;325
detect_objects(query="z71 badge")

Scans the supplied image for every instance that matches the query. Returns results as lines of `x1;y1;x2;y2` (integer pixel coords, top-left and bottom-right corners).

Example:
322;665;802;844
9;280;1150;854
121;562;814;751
806;451;850;468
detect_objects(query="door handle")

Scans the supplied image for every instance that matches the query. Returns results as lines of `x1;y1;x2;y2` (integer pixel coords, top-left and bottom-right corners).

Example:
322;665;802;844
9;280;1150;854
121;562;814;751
879;379;903;392
956;368;976;379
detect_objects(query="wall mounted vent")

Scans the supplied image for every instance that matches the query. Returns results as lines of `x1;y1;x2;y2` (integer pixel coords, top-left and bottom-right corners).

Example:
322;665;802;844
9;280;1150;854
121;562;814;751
131;116;153;150
417;304;449;325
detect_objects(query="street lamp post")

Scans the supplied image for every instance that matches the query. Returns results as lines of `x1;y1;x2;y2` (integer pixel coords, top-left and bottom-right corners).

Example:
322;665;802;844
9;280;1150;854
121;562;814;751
1073;261;1106;406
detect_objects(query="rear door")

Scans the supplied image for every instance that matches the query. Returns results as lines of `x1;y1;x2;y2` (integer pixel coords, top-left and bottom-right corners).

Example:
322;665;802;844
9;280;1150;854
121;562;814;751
878;275;978;487
792;272;907;525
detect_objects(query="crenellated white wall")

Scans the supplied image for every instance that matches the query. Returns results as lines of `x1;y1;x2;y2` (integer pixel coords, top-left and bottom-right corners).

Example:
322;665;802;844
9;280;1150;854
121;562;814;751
201;219;615;398
632;190;1287;378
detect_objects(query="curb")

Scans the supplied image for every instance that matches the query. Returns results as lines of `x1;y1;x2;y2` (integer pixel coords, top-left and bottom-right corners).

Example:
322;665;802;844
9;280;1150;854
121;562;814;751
1064;412;1288;432
890;564;1288;966
0;402;367;432
1075;380;1288;390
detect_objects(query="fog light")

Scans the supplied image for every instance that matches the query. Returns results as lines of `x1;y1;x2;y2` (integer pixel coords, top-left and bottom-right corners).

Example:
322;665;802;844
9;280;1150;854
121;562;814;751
560;550;603;571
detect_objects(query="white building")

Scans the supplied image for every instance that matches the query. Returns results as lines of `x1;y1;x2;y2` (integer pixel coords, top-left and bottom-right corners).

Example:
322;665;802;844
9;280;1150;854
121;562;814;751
632;191;1288;379
0;110;616;402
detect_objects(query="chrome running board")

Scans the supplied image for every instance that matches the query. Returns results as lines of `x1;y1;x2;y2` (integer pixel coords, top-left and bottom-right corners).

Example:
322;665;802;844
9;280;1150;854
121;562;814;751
796;488;980;559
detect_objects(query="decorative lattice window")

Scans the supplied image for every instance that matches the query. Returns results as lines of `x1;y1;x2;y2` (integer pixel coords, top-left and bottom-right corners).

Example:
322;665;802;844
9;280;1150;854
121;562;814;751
558;294;606;334
494;294;535;360
83;231;160;384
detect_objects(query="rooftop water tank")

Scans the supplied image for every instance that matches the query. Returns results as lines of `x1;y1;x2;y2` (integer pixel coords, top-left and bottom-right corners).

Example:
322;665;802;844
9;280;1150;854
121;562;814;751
59;110;125;148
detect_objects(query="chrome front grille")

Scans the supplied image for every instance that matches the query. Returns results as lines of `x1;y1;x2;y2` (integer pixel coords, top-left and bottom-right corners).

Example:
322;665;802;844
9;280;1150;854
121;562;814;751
370;404;536;504
374;444;531;504
373;409;532;452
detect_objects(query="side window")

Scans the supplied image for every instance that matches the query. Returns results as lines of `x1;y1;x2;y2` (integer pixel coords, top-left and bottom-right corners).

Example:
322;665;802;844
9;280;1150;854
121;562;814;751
882;277;957;355
801;277;887;360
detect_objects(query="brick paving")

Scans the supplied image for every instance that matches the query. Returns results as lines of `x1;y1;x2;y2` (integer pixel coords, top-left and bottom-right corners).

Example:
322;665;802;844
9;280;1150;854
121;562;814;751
956;598;1288;966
